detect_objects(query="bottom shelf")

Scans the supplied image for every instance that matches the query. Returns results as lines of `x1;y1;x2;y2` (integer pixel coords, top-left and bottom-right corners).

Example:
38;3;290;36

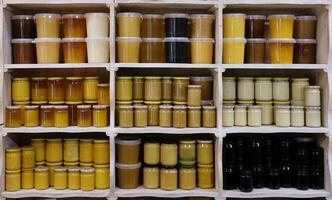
115;187;218;198
1;188;110;198
223;188;330;198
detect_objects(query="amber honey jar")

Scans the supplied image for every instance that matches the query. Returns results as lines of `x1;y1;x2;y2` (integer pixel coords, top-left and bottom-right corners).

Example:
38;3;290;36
140;38;165;63
12;77;30;103
97;83;110;105
66;77;83;102
77;105;92;127
54;105;69;128
141;14;164;38
6;106;21;128
62;14;87;38
48;77;65;104
62;38;87;63
84;77;99;101
24;105;39;127
40;105;53;127
30;77;48;103
11;15;36;38
294;39;316;64
12;39;36;64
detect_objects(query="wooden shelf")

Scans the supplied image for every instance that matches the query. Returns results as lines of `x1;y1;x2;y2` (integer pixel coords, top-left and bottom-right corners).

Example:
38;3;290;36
1;189;110;198
222;126;328;134
4;63;110;70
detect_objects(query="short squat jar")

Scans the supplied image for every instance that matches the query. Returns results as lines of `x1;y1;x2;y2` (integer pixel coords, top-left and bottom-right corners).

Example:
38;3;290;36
222;105;234;127
273;77;290;101
275;105;291;127
305;106;321;127
164;37;190;63
237;77;254;101
234;105;247;126
304;86;320;107
291;106;305;127
248;105;261;127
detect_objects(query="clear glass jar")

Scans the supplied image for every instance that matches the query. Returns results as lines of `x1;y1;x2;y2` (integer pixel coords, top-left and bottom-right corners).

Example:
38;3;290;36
256;101;274;125
84;77;99;101
160;142;178;166
6;106;21;128
197;164;214;188
173;105;187;128
197;140;213;164
118;105;133;128
54;166;67;190
145;76;162;101
291;106;304;127
305;106;321;127
80;139;93;163
132;76;144;101
54;105;69;127
159;105;172;127
21;146;35;168
46;139;63;163
223;77;236;101
68;166;80;190
94;139;110;165
65;77;83;102
191;76;213;101
34;166;49;190
116;77;133;101
97;83;110;105
188;106;201;128
304;86;320;107
12;77;30;102
187;85;202;106
162;77;173;101
6;147;21;170
64;139;79;162
48;77;65;104
77;105;92;127
173;77;190;103
238;77;254;101
146;101;160;126
248;105;262;127
67;103;79;126
179;140;196;165
143;166;159;189
94;164;110;189
6;169;21;191
31;138;45;162
80;167;95;191
234;105;247;126
275;105;290;127
93;105;108;127
24;105;39;127
144;142;160;165
40;105;54;127
134;104;148;127
223;105;234;127
203;105;216;128
179;165;196;190
160;167;178;191
47;162;62;186
291;78;309;105
255;77;272;101
22;168;34;189
273;77;289;101
31;77;48;103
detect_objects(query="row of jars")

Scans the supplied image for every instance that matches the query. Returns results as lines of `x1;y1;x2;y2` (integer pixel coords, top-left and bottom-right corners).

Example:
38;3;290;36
222;104;321;127
6;104;110;128
223;77;320;107
116;76;213;104
12;77;109;105
117;104;216;128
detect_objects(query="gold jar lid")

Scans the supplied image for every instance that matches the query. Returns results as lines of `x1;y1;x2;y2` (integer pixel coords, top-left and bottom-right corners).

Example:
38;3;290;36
64;138;79;143
54;166;67;172
21;146;34;151
31;101;48;105
6;105;21;110
188;106;201;110
48;77;64;80
13;77;29;81
145;76;161;80
31;77;47;80
66;77;83;80
145;101;161;105
98;83;109;87
203;105;216;110
77;105;92;109
54;105;69;109
40;105;54;109
24;105;39;109
180;140;196;144
49;101;65;105
84;76;99;80
80;139;93;142
22;168;34;172
94;164;109;168
66;101;83;105
6;169;21;173
81;167;95;173
173;77;189;80
197;163;214;168
35;166;49;172
36;161;46;166
116;100;133;105
173;105;187;110
93;105;108;109
117;76;132;80
197;140;213;144
46;162;63;166
80;163;94;167
6;147;21;152
84;100;98;104
46;138;62;142
94;139;109;143
13;101;30;105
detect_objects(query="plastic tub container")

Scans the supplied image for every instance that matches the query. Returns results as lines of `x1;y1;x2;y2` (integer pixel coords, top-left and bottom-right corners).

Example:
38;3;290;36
85;13;109;37
294;16;317;39
294;39;316;64
164;13;189;37
223;38;246;64
268;38;295;64
140;38;165;63
34;13;61;38
62;38;87;63
141;14;164;38
268;14;295;38
116;137;141;164
62;14;86;38
245;15;266;38
245;38;266;63
223;13;246;38
117;12;142;37
11;15;35;38
34;38;61;63
116;163;141;189
190;38;214;64
190;14;215;38
116;37;141;63
11;39;36;64
86;37;110;63
164;37;190;63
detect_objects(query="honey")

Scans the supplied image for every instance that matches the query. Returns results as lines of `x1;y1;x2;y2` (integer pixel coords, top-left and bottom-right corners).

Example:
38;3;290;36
173;77;189;103
6;147;21;170
24;105;39;127
12;77;30;102
133;77;144;101
54;166;68;190
116;137;141;164
160;167;178;191
134;104;148;127
188;85;202;106
141;14;164;38
66;77;83;102
40;105;54;127
21;146;35;169
6;106;21;128
173;105;187;128
144;142;160;165
146;101;160;126
77;105;92;127
68;166;80;190
118;105;134;128
62;14;86;38
143;166;159;189
94;139;110;164
80;139;93;163
203;105;216;128
47;162;62;186
31;77;48;103
31;138;45;162
97;83;110;105
188;106;201;128
140;38;165;63
161;142;178;166
179;165;196;190
94;164;110;189
145;77;162;101
46;139;63;163
62;38;87;63
116;163;141;189
162;77;173;101
197;164;214;188
159;105;172;127
6;169;21;191
22;168;34;189
93;105;108;127
197;140;213;165
54;105;69;127
34;166;49;190
84;77;99;101
64;139;79;162
48;77;65;103
116;77;133;101
80;167;95;191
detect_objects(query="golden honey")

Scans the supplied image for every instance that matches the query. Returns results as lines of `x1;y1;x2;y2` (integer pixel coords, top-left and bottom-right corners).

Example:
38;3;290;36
54;166;68;190
6;106;21;128
197;140;214;164
159;105;172;127
84;77;99;101
134;104;148;127
64;139;79;162
31;77;48;103
173;77;189;103
77;105;92;127
97;83;110;105
188;106;201;128
161;143;178;166
118;105;134;128
116;77;133;101
48;77;65;103
116;137;141;164
179;165;196;190
94;139;110;164
66;77;83;102
93;105;108;127
47;162;62;187
31;138;45;162
6;147;21;170
22;168;34;189
146;101;160;126
40;105;54;127
80;167;95;191
144;142;160;165
197;164;214;188
6;169;21;191
94;164;110;189
46;139;63;163
162;77;173;101
24;105;39;127
21;146;35;169
68;166;81;190
173;105;187;128
34;166;50;190
80;139;93;163
54;105;69;127
12;77;30;102
145;76;162;101
160;167;178;191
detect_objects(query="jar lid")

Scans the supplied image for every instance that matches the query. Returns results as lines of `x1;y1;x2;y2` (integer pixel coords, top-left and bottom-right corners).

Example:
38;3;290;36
190;14;215;19
190;38;215;43
162;76;173;80
161;167;178;172
35;166;49;172
116;137;141;145
13;77;29;80
248;105;261;109
22;168;34;171
84;13;109;18
202;100;214;106
98;83;109;88
118;104;134;109
162;101;173;104
116;162;142;169
296;39;317;44
94;164;109;168
31;101;47;105
93;105;108;109
6;169;21;173
197;163;214;168
268;14;295;20
34;38;61;43
145;76;161;80
275;105;291;109
85;37;110;42
238;100;254;104
223;13;246;18
116;37;142;42
11;38;34;43
197;140;213;144
255;77;272;80
267;38;296;44
84;76;98;80
223;105;234;109
84;100;98;104
173;77;190;80
65;77;83;80
54;105;69;109
66;101;83;105
81;167;95;173
80;139;93;142
54;166;67;172
191;76;213;81
36;161;46;165
203;105;216;109
116;100;133;105
68;166;81;172
273;77;289;81
164;13;189;19
179;140;196;144
62;14;85;19
47;138;62;142
144;101;161;105
24;105;39;109
13;101;30;105
256;101;273;104
6;105;21;109
94;139;109;143
188;106;201;109
292;78;309;81
159;104;173;109
143;14;163;19
223;38;247;43
247;38;266;43
62;38;85;43
31;77;47;80
34;13;61;19
64;162;79;166
117;76;132;80
21;146;34;151
246;15;266;20
164;37;190;43
188;84;202;88
64;138;79;143
134;104;148;109
173;105;187;110
80;163;94;167
142;38;163;42
77;104;91;109
31;138;45;142
48;77;64;80
6;147;21;152
274;100;290;105
11;15;33;20
296;16;317;21
235;105;247;109
305;106;321;110
117;12;142;18
306;85;320;89
291;105;304;109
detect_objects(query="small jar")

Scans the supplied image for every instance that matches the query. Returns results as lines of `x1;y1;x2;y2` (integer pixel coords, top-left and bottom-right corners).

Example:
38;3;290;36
291;78;309;105
46;139;63;163
223;77;236;101
64;139;79;162
30;77;48;103
306;107;321;127
146;101;160;126
223;105;234;127
197;164;214;188
248;105;262;127
6;147;21;170
84;77;99;101
294;16;317;39
23;105;39;127
6;170;21;191
179;165;196;190
116;163;141;189
173;105;187;128
237;77;254;101
68;166;80;190
188;85;202;106
143;166;159;189
48;77;65;104
31;138;45;162
256;101;274;125
291;106;305;127
94;140;110;165
173;77;190;103
65;77;83;102
21;146;35;169
12;77;30;102
93;105;108;127
203;105;216;127
161;142;178;166
179;140;196;165
80;167;95;191
197;140;214;165
77;105;92;127
118;105;133;128
134;104;148;127
145;77;162;101
245;38;266;63
6;106;21;128
116;77;133;101
273;77;290;101
255;77;272;101
304;86;320;107
132;76;144;101
191;76;213;101
22;168;34;189
40;105;54;127
275;105;291;127
116;137;141;164
47;162;63;186
162;77;173;101
80;139;93;163
234;105;247;126
188;106;201;128
54;105;69;127
97;83;110;105
160;167;178;191
34;166;49;190
54;166;68;190
94;164;110;189
159;105;172;127
294;39;316;64
144;142;160;165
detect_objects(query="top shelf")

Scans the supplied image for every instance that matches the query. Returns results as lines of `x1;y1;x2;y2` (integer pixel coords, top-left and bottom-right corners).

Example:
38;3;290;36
3;0;110;5
223;0;330;5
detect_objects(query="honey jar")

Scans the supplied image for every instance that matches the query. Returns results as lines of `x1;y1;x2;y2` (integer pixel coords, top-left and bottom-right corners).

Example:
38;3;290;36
40;105;54;127
94;164;110;189
118;105;134;128
159;104;172;127
179;165;196;190
145;76;162;101
48;77;65;104
5;169;21;191
84;77;99;101
173;105;187;128
144;142;160;165
66;77;83;102
31;77;48;103
203;105;216;128
143;166;159;189
21;146;35;169
46;139;63;163
80;167;95;191
94;139;110;164
68;166;80;190
93;105;108;127
54;105;69;127
22;168;34;189
54;166;68;190
116;77;133;101
24;105;39;127
173;77;189;103
34;166;50;190
6;147;21;170
116;137;141;164
80;139;93;163
64;138;79;162
187;85;202;106
134;104;148;127
77;105;92;127
47;162;63;186
12;77;30;102
160;167;178;191
6;106;21;128
146;101;160;126
197;164;214;188
188;106;201;128
197;140;213;165
30;138;45;162
97;83;110;105
160;142;178;166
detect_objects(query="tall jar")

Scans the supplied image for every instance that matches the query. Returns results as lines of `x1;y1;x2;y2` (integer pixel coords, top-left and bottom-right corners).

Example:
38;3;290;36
222;105;234;127
40;105;54;127
54;105;69;127
65;77;83;102
255;77;272;101
31;138;45;162
80;139;93;163
116;77;133;101
145;77;162;101
160;142;178;167
68;166;80;190
30;77;48;103
173;105;187;128
64;139;79;162
179;165;196;190
141;14;164;38
304;86;320;107
159;105;172;127
256;101;274;125
291;106;305;127
93;105;108;127
188;106;201;128
22;168;34;189
46;139;63;163
21;146;35;169
54;166;68;190
77;105;92;127
133;76;144;101
97;83;110;105
134;104;148;127
197;140;214;165
273;77;290;101
144;142;160;165
234;105;247;126
248;105;261;127
179;140;196;165
94;139;110;165
291;78;309;105
275;105;291;127
223;77;236;101
187;85;202;106
94;164;110;189
6;169;21;191
12;77;30;102
173;77;189;103
146;101;160;126
84;77;99;102
305;106;321;127
237;77;254;101
162;77;173;102
203;105;216;128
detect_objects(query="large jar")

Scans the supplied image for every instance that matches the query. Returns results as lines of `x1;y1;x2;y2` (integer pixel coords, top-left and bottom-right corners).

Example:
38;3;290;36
30;77;48;103
273;77;290;101
12;38;35;63
62;38;87;63
160;142;178;166
223;13;246;38
54;105;69;127
46;139;63;163
223;38;246;64
116;37;141;63
188;106;201;128
133;76;144;101
62;14;86;38
80;139;93;163
190;14;215;38
248;105;262;127
162;77;173;102
191;76;213;101
173;77;189;103
268;15;295;38
35;13;61;37
118;105;133;128
84;77;99;102
94;164;110;189
223;77;236;101
164;13;189;37
245;15;266;38
134;104;148;127
140;38;165;63
294;16;317;39
65;77;83;102
116;163;141;189
255;77;272;101
197;164;214;188
179;165;196;190
159;105;172;127
304;86;320;107
291;106;305;127
256;101;274;125
237;77;254;101
93;105;108;127
80;167;95;191
85;13;109;37
31;138;45;162
268;39;296;64
11;15;35;38
54;166;68;190
34;166;49;190
6;106;21;128
173;105;187;128
187;85;202;106
179;140;196;165
77;105;92;127
222;105;234;127
234;105;247;126
160;167;178;191
48;77;65;104
23;105;39;127
64;139;79;162
197;140;213;165
275;105;291;127
35;38;61;63
117;12;142;37
116;137;141;164
21;146;35;169
12;77;30;102
294;39;316;64
146;101;160;126
245;38;266;63
144;142;160;165
141;14;164;38
5;169;21;191
145;77;162;101
143;166;159;189
116;77;133;101
190;38;215;64
305;106;321;127
94;139;110;164
6;147;21;170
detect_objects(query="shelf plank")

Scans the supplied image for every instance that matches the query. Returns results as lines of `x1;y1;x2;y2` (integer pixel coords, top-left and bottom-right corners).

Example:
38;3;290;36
223;0;330;5
115;187;218;198
114;127;219;134
2;126;110;135
222;64;328;70
223;126;328;134
113;63;218;69
4;63;110;70
2;189;110;198
4;0;109;4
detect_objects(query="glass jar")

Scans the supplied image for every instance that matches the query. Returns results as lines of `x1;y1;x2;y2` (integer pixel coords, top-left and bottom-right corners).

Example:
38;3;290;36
6;169;21;191
197;164;214;188
23;105;39;127
187;85;202;106
190;38;215;64
161;142;178;166
40;105;54;127
67;103;79;126
62;38;86;63
159;105;172;127
131;76;143;102
275;105;291;127
304;86;320;107
47;162;63;186
197;140;213;165
34;166;49;190
97;83;110;105
273;77;290;101
6;147;21;170
143;166;159;189
116;163;141;189
141;14;164;37
144;142;160;165
80;139;93;163
179;140;196;165
116;77;133;101
31;138;45;162
248;105;262;127
223;105;234;127
116;137;141;164
179;165;196;190
68;166;80;190
145;77;162;101
6;106;21;128
173;105;187;128
84;77;99;101
191;76;213;101
54;166;67;190
77;105;92;127
162;77;173;102
255;77;272;101
237;77;254;101
46;139;63;163
134;104;148;127
223;77;236;101
256;101;274;125
64;139;79;162
118;105;133;128
21;146;35;169
12;77;30;102
188;106;201;128
80;167;95;191
30;77;47;103
291;78;309;105
93;105;108;127
173;77;190;103
306;106;321;127
291;106;305;127
234;105;247;126
116;37;141;62
94;139;110;164
94;164;110;189
22;168;34;189
48;77;65;104
54;105;69;127
160;167;178;191
65;77;83;102
146;101;160;126
140;38;165;63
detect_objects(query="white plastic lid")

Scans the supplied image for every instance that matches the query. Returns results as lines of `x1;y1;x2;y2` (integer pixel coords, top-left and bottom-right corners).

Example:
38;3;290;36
116;137;141;145
6;105;20;109
173;105;187;110
191;76;213;81
54;105;69;109
85;37;110;42
12;15;33;20
223;105;234;109
164;37;190;43
247;38;266;43
62;14;85;19
62;38;85;43
159;105;173;109
296;16;317;21
34;38;61;43
188;106;201;109
235;105;247;109
305;106;321;110
40;105;54;109
190;38;215;43
116;37;142;42
117;12;142;18
68;166;81;172
143;14;163;19
267;38;296;44
85;13;109;18
275;105;291;109
246;15;266;20
164;13;189;19
80;167;95;173
190;14;215;19
134;104;148;109
268;14;295;20
197;140;213;144
116;162;141;169
223;38;247;43
12;38;34;43
77;105;91;109
142;38;163;43
248;105;261;109
291;105;304;109
203;105;216;109
34;13;61;19
306;85;320;89
296;39;317;44
223;13;246;18
24;105;39;109
118;105;133;109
